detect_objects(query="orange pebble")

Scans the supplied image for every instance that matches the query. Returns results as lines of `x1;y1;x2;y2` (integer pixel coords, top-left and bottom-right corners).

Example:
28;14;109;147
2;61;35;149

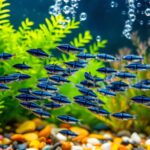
61;141;72;150
39;137;46;142
11;134;25;142
60;123;71;129
39;141;46;149
38;125;52;138
118;145;127;150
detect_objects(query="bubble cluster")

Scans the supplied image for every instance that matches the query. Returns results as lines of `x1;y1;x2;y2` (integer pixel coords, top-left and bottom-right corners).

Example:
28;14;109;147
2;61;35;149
48;0;87;23
110;0;150;39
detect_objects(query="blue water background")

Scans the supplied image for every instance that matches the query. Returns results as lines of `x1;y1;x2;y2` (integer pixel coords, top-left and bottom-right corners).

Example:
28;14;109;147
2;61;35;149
8;0;150;54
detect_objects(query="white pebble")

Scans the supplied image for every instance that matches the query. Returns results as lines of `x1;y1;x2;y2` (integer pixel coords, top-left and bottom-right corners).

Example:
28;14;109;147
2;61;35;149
104;133;112;139
146;139;150;145
87;138;100;145
72;145;83;150
101;142;111;150
56;133;67;141
131;132;141;144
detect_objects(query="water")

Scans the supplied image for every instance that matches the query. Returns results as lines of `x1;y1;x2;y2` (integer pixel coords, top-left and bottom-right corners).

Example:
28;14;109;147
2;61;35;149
0;1;150;148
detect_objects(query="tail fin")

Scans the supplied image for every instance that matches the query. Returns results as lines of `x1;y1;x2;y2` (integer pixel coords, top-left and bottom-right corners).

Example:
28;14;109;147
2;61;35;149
146;64;150;70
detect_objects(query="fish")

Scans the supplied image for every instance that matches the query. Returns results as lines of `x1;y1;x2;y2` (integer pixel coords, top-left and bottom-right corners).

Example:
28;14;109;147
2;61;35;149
0;75;17;83
31;90;52;98
38;78;59;86
44;64;65;74
58;129;78;137
111;112;136;120
98;88;116;96
80;80;100;88
106;85;125;92
74;95;105;105
132;83;150;90
32;109;51;118
76;53;95;60
9;73;31;81
84;72;104;83
18;88;32;94
20;102;41;110
125;62;150;71
97;67;117;74
37;83;57;91
16;93;40;101
110;81;129;88
77;85;97;97
57;115;80;124
0;52;13;60
65;60;87;69
61;68;78;77
51;94;71;104
115;72;136;79
13;63;31;70
49;75;70;83
123;54;143;61
131;95;150;104
97;53;116;61
27;48;49;58
74;98;96;108
56;44;83;54
0;83;9;90
138;79;150;85
44;102;62;110
88;107;110;116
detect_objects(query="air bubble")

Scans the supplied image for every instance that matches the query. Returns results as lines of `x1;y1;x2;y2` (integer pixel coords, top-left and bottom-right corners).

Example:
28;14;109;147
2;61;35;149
96;35;101;42
145;8;150;17
80;12;87;21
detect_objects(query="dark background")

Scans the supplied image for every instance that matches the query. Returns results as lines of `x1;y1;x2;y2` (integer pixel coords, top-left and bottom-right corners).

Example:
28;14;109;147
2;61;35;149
8;0;150;53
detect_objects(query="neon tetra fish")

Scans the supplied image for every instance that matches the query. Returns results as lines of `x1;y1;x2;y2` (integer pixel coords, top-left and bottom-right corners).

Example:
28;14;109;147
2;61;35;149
56;44;83;54
18;88;32;94
16;93;40;101
97;67;117;74
49;75;70;83
44;102;62;110
123;54;143;61
58;129;78;137
32;109;51;118
9;73;31;81
115;72;136;79
20;102;41;110
37;83;57;91
57;115;80;124
88;107;110;116
13;63;31;70
111;112;136;120
51;94;71;104
32;90;52;98
0;75;17;84
45;64;65;74
131;95;150;104
65;60;87;69
27;48;49;58
97;53;116;62
98;88;116;96
77;53;95;60
0;52;13;60
0;84;9;90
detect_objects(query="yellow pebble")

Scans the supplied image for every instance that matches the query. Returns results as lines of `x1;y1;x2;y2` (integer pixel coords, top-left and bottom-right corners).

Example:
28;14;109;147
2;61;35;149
29;140;40;149
23;133;38;142
2;138;11;145
16;121;36;134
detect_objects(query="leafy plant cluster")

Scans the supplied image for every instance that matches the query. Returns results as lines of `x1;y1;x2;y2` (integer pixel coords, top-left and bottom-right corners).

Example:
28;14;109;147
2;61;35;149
0;0;108;126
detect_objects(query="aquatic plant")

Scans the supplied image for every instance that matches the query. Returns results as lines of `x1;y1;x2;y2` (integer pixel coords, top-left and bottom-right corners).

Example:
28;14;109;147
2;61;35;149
0;0;107;126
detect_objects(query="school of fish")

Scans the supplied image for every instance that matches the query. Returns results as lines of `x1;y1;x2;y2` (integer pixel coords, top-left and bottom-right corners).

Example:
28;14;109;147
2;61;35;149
1;44;150;137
